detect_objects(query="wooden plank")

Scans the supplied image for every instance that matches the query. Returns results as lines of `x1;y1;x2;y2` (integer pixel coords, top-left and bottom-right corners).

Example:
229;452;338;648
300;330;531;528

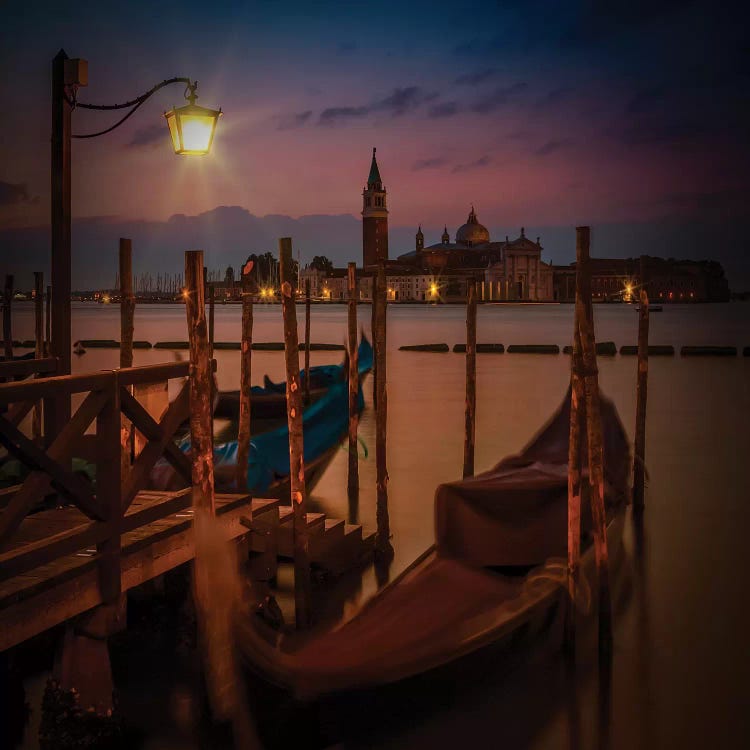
117;361;189;386
347;263;359;502
0;370;111;404
0;357;58;381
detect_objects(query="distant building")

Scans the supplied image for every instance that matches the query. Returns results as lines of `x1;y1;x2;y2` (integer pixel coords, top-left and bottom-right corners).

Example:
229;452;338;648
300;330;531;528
553;257;730;303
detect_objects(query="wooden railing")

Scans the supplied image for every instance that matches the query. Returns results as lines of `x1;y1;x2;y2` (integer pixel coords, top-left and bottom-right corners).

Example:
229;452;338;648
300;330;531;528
0;361;193;602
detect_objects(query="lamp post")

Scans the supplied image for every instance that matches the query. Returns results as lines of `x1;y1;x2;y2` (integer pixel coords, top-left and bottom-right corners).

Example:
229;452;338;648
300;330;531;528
48;49;222;437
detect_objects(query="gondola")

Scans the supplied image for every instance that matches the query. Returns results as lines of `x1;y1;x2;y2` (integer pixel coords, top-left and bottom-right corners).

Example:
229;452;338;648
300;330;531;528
151;338;371;498
235;387;631;700
212;336;373;421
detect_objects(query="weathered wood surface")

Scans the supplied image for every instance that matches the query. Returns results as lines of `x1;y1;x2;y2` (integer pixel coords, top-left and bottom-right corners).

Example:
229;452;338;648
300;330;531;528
3;274;13;360
237;265;254;491
374;262;392;557
304;278;311;405
463;281;477;478
575;226;612;657
45;286;51;357
120;238;135;482
347;263;359;502
633;288;649;512
0;490;276;651
33;272;44;440
279;237;311;628
185;251;216;516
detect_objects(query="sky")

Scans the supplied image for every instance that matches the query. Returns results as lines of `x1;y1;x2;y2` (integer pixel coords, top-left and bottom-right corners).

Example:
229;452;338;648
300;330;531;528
1;1;749;288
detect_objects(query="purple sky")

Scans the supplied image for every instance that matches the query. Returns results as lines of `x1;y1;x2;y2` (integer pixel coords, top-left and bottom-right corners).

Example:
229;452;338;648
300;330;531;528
1;1;748;287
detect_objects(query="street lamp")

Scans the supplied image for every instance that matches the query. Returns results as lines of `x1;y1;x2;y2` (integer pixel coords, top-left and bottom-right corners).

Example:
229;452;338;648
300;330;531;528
48;49;222;436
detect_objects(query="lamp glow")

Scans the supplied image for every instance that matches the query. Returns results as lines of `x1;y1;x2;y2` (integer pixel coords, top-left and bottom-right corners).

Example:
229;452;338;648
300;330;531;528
165;83;222;155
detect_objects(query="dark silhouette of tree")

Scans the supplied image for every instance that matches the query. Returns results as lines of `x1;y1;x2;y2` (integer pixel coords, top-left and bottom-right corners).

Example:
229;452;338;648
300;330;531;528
310;255;334;275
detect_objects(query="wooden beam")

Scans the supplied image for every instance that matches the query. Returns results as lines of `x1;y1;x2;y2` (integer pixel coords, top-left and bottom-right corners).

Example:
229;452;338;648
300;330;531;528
347;262;359;506
33;272;44;441
304;278;311;405
0;357;57;381
279;237;311;629
463;280;477;478
633;288;649;513
0;370;111;404
374;261;391;557
3;274;13;360
237;264;253;491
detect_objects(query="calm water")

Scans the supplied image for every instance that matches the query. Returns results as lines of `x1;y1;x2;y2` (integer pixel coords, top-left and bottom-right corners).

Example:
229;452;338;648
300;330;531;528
7;301;750;749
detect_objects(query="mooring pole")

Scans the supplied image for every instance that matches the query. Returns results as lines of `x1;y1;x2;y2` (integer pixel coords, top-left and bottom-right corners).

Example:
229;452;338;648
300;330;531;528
208;283;215;359
463;280;477;478
633;288;650;513
304;278;311;405
119;239;135;479
3;274;12;360
565;302;586;655
575;226;612;658
279;237;312;628
371;274;378;408
32;272;44;441
374;261;392;557
45;285;51;357
184;251;216;517
237;263;254;492
347;263;359;505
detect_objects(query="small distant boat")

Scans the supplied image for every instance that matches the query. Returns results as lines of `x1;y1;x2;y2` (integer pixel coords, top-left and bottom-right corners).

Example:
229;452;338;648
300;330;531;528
73;341;86;355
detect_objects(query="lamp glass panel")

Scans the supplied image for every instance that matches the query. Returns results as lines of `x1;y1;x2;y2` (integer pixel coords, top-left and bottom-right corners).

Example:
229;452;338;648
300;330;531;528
165;112;181;153
177;113;214;154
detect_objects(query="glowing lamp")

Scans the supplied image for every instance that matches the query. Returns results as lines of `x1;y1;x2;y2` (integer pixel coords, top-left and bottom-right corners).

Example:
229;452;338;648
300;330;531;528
165;82;222;155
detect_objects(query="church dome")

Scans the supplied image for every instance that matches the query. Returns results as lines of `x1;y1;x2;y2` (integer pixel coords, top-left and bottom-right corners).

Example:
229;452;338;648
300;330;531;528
455;206;490;246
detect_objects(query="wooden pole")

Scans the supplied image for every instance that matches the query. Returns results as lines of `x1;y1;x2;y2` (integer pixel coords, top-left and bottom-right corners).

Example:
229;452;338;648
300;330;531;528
119;239;135;480
184;251;216;517
347;263;359;502
565;303;586;654
279;237;311;628
304;279;311;405
32;273;44;441
575;226;612;657
371;274;378;408
208;283;215;358
236;265;254;491
374;261;392;557
45;285;51;357
633;288;650;513
3;274;13;360
119;239;135;370
463;280;477;478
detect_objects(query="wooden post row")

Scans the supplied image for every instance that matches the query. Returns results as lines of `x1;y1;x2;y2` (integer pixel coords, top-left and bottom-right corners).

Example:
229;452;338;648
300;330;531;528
3;274;13;360
237;263;254;491
185;251;216;516
463;281;477;478
32;273;44;441
279;237;312;629
633;287;650;512
347;263;359;499
374;262;391;556
304;279;311;405
575;226;612;658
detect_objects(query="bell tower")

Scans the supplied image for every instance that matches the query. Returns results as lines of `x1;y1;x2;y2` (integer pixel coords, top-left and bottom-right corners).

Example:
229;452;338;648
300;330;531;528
362;147;388;267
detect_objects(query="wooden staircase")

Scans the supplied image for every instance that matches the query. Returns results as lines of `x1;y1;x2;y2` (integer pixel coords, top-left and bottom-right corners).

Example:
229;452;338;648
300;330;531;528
243;502;375;576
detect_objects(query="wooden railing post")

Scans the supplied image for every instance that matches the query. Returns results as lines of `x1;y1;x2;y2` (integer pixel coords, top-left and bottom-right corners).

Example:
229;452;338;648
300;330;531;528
575;226;612;658
3;274;13;360
375;261;392;558
120;239;135;480
237;263;254;491
304;278;311;405
185;252;216;516
633;288;650;513
347;263;359;506
463;280;477;478
208;283;215;359
33;272;44;441
279;237;312;629
45;285;51;357
96;373;122;602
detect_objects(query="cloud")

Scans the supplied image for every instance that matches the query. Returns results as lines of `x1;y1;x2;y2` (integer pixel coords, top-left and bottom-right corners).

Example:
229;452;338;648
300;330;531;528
428;101;459;118
535;139;573;156
126;125;164;149
451;156;491;173
412;157;448;171
455;68;497;86
0;181;37;206
276;110;313;130
336;42;357;55
318;86;437;125
538;86;576;106
318;105;370;125
471;83;527;114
